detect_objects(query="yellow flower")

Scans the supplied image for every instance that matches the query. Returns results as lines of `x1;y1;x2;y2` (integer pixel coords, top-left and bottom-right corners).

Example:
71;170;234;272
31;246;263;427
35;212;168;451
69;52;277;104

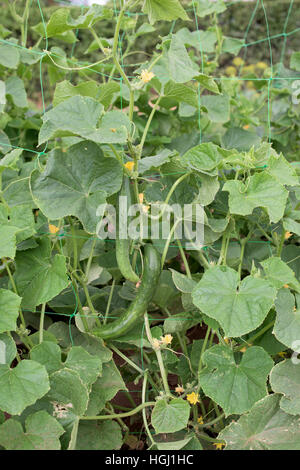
49;224;59;234
232;57;244;67
213;442;225;450
243;124;250;130
242;64;255;74
285;231;292;240
124;161;135;171
138;193;144;204
283;284;289;289
246;80;255;90
197;416;204;424
175;385;184;394
187;392;199;405
224;337;230;344
240;346;247;353
140;69;155;83
161;334;173;345
278;351;288;358
225;66;236;77
256;61;268;70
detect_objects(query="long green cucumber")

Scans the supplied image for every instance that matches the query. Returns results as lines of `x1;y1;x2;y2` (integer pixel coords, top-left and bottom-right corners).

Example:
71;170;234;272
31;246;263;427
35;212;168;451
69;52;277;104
116;177;139;284
93;244;161;340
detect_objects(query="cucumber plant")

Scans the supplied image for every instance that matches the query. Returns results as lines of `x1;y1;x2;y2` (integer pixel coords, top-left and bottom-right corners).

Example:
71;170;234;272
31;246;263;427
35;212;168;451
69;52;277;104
0;0;299;451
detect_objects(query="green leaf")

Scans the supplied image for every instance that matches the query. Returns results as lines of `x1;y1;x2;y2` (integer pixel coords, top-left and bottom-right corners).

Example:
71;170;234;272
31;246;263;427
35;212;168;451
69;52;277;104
222;37;244;55
290;52;300;71
64;346;102;388
283;217;300;237
195;74;220;94
0;80;6;112
142;0;189;24
38;96;103;145
86;360;127;416
0;360;49;415
223;172;288;223
181;143;224;173
151;398;190;434
31;342;101;389
31;141;122;233
167;35;199;83
169;269;197;293
14;238;69;310
139;149;173;174
76;421;122;450
47;321;112;362
260;257;300;292
0;44;19;69
219;394;300;449
202;94;230;123
53;80;99;107
200;345;273;416
270;360;300;416
274;289;300;349
192;266;276;337
0;333;17;365
88;110;131;144
196;0;226;17
0;289;21;333
0;148;22;172
163;81;198;107
46;5;112;37
0;204;36;258
222;127;261;151
0;130;11;154
0;411;64;450
47;368;89;416
6;76;27;108
30;342;62;375
266;153;299;187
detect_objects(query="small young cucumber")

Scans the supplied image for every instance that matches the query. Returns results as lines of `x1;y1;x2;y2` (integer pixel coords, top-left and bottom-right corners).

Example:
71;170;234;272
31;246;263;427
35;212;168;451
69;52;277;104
93;244;161;340
116;177;139;284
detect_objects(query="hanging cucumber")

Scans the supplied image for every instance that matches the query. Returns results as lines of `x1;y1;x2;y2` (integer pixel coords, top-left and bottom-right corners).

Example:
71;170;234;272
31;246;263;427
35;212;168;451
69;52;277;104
93;244;161;340
116;176;139;284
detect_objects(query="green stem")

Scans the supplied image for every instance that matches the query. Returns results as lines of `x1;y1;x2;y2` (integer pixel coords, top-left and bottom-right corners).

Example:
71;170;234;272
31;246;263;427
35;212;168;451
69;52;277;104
84;237;97;283
89;26;106;54
199;412;225;429
277;229;286;257
196;250;210;270
21;0;30;47
103;279;116;325
197;327;211;392
111;0;136;119
39;303;46;344
68;418;79;450
236;320;275;351
177;240;191;279
81;402;156;420
106;403;129;432
110;345;144;375
144;313;172;397
161;219;182;269
69;217;78;271
108;144;124;165
142;371;155;447
3;258;29;335
138;96;162;157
